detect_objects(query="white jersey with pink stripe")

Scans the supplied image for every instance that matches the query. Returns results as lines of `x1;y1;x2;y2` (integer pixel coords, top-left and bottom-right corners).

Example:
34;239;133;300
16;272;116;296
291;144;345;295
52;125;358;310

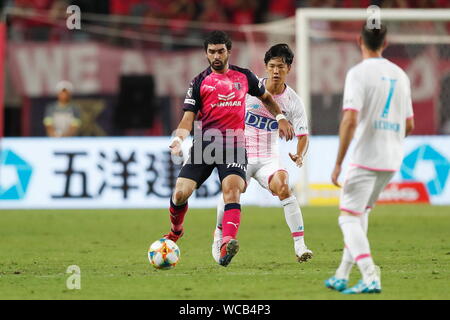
245;79;308;160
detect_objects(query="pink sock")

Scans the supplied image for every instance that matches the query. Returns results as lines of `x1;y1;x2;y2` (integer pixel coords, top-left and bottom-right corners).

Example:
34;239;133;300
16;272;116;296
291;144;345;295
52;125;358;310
222;203;241;243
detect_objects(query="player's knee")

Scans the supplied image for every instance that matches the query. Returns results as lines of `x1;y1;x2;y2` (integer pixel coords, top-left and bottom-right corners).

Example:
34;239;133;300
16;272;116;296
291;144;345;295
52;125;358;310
172;190;188;205
222;187;241;203
276;183;292;200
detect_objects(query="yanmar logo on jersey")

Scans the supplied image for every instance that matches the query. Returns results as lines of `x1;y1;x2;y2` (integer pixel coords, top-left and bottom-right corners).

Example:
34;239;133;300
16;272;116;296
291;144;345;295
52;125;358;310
218;92;235;101
211;92;242;108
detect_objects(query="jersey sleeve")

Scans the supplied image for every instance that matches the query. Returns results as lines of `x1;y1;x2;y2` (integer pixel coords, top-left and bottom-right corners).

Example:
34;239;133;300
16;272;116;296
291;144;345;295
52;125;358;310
342;68;364;112
244;70;266;97
288;92;309;137
182;78;202;114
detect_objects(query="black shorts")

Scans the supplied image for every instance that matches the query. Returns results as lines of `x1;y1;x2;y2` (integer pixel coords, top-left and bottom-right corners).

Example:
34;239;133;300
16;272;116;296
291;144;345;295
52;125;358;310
178;143;248;189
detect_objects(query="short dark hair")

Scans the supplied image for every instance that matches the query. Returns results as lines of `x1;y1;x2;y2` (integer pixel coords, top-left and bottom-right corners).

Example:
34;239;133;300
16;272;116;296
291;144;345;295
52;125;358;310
203;30;232;51
264;44;294;66
361;23;387;51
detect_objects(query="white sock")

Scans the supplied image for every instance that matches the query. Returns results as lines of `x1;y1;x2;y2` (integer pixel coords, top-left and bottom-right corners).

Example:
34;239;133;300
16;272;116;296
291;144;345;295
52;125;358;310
339;215;375;283
361;208;370;234
216;194;225;230
335;247;354;280
280;195;305;247
335;208;371;279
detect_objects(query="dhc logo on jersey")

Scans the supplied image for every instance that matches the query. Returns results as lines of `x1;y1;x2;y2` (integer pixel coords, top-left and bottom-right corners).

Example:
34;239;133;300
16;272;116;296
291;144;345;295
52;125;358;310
245;112;278;131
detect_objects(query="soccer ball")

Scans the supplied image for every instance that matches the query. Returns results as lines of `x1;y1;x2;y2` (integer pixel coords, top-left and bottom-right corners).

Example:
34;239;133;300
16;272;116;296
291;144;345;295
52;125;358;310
148;238;180;270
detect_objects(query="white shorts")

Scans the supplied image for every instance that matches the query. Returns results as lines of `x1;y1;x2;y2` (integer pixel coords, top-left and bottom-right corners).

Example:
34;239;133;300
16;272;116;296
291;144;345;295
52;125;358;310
246;157;287;191
340;165;395;215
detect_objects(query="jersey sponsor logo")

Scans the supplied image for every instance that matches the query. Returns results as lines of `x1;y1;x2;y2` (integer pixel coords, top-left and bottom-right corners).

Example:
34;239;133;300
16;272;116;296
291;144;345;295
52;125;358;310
245;112;278;131
373;119;400;132
211;101;242;108
203;85;216;91
184;99;196;105
218;92;236;101
344;98;353;105
249;104;260;110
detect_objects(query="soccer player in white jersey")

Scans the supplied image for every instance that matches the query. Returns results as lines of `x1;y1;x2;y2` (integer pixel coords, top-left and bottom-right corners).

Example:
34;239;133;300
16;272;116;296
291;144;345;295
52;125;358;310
325;24;415;294
212;44;313;263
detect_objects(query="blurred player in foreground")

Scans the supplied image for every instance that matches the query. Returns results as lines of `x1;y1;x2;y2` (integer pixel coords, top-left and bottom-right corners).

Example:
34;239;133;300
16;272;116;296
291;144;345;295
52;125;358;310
212;44;313;264
325;24;415;294
165;31;294;267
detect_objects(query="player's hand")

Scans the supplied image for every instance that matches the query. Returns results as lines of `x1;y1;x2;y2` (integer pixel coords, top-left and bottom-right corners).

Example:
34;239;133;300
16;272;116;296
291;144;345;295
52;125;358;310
169;137;183;157
278;119;294;141
331;164;342;188
289;153;304;168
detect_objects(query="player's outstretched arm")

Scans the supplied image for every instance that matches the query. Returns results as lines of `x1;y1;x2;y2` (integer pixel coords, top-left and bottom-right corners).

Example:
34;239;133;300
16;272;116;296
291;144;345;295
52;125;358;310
169;111;195;156
257;91;294;141
332;110;358;187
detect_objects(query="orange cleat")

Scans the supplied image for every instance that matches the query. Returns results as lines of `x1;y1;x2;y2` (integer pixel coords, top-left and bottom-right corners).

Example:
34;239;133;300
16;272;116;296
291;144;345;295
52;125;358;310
219;239;239;267
163;229;184;243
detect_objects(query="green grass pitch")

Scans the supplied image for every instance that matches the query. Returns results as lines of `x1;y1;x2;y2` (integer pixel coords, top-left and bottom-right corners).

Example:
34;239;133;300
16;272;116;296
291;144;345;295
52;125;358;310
0;205;449;300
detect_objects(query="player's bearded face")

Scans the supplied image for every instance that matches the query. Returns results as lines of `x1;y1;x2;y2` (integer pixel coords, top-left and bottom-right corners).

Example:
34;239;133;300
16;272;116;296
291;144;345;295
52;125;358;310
206;44;229;71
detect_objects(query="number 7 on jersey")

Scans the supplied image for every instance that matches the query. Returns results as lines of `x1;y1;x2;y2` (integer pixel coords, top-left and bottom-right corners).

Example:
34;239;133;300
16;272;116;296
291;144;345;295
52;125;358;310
381;77;397;118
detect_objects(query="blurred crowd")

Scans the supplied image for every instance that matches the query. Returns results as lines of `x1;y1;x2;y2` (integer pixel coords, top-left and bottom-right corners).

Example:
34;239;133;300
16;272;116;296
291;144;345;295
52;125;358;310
1;0;449;136
3;0;450;27
4;1;450;19
2;0;450;47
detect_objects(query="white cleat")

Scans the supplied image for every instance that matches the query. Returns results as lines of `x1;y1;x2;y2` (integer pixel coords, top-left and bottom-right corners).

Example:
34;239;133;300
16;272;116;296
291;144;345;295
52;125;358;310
211;227;222;264
295;244;313;263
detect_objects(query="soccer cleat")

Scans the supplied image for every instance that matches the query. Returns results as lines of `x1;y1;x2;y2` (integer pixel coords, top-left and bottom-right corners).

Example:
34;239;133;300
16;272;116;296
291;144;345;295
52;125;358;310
295;244;313;263
324;276;349;292
211;227;222;264
341;279;381;294
342;266;381;294
219;239;239;267
163;229;184;243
